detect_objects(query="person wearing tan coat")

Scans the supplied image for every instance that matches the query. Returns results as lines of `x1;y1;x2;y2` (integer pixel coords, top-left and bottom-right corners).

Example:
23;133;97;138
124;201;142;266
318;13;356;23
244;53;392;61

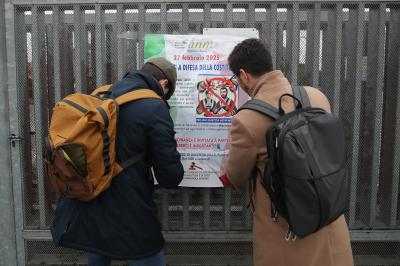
221;38;354;266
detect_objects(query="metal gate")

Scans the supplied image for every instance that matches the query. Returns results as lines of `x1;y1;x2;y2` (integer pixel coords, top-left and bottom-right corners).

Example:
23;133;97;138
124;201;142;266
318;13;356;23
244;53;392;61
1;0;400;265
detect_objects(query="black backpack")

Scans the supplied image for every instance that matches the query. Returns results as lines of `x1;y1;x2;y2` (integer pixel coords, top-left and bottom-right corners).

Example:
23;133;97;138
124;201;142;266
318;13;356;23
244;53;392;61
240;86;348;239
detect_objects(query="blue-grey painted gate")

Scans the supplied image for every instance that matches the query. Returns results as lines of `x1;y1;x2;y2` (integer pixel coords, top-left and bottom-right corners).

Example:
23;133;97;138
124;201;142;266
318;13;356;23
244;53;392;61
1;1;400;265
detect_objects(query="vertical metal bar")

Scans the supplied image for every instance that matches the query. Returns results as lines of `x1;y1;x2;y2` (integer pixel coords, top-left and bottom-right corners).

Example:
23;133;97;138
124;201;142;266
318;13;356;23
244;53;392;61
45;24;56;223
259;5;270;41
180;2;190;229
322;4;343;112
181;0;190;222
109;16;118;83
270;4;278;69
81;8;88;91
369;3;386;228
390;88;400;224
346;4;365;227
46;12;55;125
359;4;386;228
183;188;189;230
0;0;18;264
176;4;191;230
225;3;233;28
129;23;138;71
221;1;233;231
161;191;169;230
102;12;108;84
332;4;343;115
321;15;329;93
242;190;251;229
286;3;300;84
204;3;211;29
324;4;343;116
181;3;189;34
5;3;25;263
276;22;284;71
203;188;210;229
305;3;321;87
116;4;125;79
248;3;255;28
45;9;56;214
20;14;35;232
381;6;400;227
224;187;231;230
42;8;52;223
138;4;145;68
60;17;74;95
95;5;104;87
160;4;169;230
88;26;96;91
160;3;167;33
388;10;400;230
32;5;47;229
53;6;61;102
73;5;83;91
159;4;169;230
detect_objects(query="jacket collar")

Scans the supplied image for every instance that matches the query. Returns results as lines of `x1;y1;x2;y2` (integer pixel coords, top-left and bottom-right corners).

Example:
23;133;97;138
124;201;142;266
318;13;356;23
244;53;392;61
121;70;164;97
247;70;291;99
110;70;170;108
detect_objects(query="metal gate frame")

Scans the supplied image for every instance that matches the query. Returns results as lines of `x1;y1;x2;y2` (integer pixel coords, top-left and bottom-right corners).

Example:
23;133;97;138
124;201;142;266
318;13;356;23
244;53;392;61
2;0;400;265
0;0;19;265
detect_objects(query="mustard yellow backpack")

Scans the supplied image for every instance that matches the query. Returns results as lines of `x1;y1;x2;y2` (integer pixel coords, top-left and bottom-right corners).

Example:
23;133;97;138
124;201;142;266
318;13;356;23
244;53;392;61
45;85;161;201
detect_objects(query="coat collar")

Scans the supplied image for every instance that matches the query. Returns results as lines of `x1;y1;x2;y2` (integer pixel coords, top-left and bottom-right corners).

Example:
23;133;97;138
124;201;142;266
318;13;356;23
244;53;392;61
247;70;291;99
110;70;170;108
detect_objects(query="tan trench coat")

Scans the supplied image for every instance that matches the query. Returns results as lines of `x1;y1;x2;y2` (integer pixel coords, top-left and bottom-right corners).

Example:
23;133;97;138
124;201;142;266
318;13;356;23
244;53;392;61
225;70;354;266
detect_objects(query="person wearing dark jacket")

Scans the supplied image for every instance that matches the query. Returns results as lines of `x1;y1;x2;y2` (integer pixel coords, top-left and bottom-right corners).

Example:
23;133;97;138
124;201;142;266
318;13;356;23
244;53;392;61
51;57;184;266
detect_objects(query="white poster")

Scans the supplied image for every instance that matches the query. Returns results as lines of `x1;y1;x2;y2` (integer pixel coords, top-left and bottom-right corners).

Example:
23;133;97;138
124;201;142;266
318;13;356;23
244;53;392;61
144;34;250;187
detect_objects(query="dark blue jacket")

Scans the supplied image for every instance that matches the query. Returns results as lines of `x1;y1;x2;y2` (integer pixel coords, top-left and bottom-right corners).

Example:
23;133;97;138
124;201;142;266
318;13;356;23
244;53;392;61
51;70;184;259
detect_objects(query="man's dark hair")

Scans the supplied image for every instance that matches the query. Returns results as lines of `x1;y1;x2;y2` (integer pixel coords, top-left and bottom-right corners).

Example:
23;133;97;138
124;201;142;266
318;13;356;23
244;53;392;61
228;38;273;77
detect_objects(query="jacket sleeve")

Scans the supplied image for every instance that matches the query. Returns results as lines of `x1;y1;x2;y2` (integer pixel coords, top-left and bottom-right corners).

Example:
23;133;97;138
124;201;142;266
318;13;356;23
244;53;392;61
224;116;258;189
149;102;184;188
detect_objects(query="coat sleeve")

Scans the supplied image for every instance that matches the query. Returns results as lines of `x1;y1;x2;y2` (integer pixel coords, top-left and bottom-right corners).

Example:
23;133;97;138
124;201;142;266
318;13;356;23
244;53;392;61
148;102;184;188
224;116;258;189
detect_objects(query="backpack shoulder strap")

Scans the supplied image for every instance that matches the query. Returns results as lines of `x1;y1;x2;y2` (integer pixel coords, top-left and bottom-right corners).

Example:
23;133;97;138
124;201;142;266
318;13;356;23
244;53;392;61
120;153;145;169
116;89;162;169
115;89;162;105
91;84;112;95
292;86;310;108
239;99;280;120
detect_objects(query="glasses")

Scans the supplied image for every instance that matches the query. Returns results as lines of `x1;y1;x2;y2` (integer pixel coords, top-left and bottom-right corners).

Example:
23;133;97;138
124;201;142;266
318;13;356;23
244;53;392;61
229;73;239;84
